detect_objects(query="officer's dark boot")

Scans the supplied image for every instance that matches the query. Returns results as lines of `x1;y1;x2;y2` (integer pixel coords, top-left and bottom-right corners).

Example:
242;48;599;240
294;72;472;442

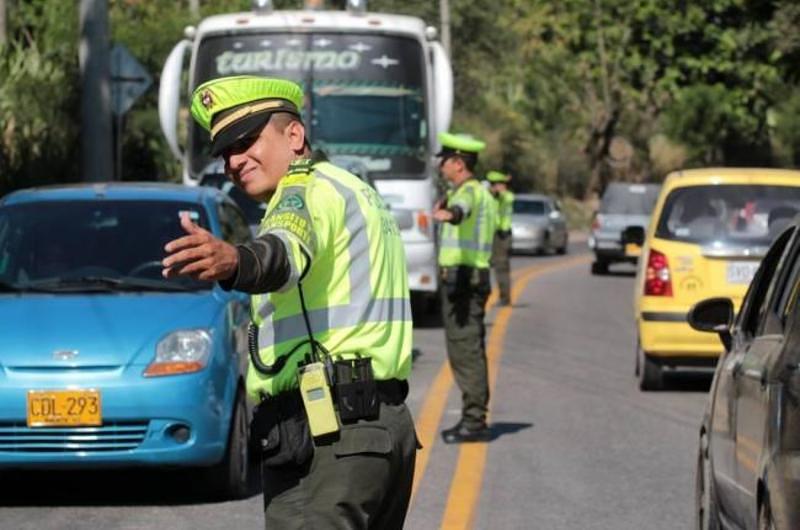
441;420;491;443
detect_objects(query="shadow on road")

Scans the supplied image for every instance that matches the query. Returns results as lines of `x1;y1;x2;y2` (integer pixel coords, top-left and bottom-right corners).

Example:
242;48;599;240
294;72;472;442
487;421;533;441
660;371;714;393
0;468;261;507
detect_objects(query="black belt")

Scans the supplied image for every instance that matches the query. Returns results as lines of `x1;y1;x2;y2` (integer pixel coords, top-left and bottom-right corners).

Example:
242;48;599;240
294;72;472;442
260;378;408;408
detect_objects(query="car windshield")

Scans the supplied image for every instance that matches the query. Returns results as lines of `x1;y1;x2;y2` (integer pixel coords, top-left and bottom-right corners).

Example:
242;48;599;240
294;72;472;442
190;32;427;180
0;200;211;292
600;183;660;215
655;185;800;246
513;200;546;215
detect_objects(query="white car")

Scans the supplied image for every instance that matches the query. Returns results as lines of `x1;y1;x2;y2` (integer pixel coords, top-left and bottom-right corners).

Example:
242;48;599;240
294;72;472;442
511;194;568;254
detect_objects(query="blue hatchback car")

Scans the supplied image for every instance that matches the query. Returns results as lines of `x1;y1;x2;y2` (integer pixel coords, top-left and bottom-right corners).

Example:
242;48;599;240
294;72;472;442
0;183;254;498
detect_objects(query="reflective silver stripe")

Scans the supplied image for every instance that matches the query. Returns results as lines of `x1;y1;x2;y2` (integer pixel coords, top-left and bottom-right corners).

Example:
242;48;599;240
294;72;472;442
259;296;410;346
255;164;390;348
271;231;302;294
314;168;372;304
440;238;493;252
471;182;487;245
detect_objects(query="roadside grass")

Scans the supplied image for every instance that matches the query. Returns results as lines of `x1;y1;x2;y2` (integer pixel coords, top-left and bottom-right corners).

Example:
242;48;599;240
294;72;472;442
560;196;594;231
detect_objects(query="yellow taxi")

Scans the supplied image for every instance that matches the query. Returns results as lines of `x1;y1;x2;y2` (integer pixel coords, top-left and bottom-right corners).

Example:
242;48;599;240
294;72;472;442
632;168;800;390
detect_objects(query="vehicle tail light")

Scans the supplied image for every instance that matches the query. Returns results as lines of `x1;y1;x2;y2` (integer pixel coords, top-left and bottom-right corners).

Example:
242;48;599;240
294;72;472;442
591;214;601;231
644;248;672;296
417;210;431;236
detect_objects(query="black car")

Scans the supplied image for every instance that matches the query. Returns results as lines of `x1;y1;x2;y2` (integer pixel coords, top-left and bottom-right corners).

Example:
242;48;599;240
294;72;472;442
690;224;800;529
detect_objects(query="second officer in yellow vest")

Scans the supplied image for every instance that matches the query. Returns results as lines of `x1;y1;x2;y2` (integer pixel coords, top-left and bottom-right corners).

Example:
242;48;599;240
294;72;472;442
433;132;497;443
487;170;515;306
162;75;416;529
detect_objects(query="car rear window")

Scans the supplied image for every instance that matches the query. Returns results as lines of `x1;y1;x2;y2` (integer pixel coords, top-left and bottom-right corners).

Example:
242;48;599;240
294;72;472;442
0;200;211;291
599;183;660;215
513;200;546;215
654;185;800;246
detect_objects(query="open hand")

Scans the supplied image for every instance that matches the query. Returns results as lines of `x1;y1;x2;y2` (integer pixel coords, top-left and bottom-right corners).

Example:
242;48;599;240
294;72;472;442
162;212;239;281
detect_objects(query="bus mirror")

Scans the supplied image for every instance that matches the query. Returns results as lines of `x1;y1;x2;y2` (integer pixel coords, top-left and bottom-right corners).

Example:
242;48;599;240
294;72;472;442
158;39;191;162
430;41;453;138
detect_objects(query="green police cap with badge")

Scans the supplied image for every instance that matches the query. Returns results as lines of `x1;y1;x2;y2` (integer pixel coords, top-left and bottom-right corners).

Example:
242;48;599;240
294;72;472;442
190;75;304;156
436;132;486;160
486;170;511;183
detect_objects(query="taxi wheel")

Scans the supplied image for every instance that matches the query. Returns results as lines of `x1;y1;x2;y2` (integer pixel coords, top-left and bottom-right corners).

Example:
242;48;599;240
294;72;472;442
637;342;663;391
207;388;252;499
695;435;721;530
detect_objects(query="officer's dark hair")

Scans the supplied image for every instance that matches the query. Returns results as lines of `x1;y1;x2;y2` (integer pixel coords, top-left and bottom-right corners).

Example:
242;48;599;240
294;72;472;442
271;111;314;156
454;153;478;172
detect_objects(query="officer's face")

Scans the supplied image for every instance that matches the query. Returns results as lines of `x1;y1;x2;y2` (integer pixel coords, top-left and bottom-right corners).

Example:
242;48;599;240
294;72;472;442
223;116;305;201
439;155;462;183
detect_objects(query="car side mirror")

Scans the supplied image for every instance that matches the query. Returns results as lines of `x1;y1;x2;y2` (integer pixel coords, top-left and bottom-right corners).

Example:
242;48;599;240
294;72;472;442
688;297;734;351
549;211;561;219
621;226;645;246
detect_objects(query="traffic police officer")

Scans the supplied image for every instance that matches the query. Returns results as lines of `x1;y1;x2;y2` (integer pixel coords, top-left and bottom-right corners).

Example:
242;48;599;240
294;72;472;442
487;170;514;306
161;75;417;529
433;132;497;443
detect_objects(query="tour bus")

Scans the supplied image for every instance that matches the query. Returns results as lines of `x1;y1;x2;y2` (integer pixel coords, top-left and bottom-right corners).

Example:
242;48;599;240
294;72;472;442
158;0;454;296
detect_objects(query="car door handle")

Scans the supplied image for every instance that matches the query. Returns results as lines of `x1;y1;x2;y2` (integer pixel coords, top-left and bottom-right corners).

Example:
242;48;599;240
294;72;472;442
742;367;767;387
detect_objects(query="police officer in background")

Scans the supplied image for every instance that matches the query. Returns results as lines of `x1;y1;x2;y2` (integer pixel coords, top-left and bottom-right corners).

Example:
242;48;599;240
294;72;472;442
487;170;514;306
162;75;416;529
433;132;497;444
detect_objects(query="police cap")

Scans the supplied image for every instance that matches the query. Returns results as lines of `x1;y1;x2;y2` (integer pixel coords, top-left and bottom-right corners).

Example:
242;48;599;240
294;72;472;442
190;75;304;156
436;132;486;158
486;170;511;183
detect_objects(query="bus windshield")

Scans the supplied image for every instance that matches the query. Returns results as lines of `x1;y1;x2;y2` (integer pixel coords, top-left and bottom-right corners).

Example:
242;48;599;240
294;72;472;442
191;32;428;179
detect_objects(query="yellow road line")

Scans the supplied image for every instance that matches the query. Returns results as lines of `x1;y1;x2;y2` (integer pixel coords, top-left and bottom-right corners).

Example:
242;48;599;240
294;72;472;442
410;264;532;504
440;255;590;529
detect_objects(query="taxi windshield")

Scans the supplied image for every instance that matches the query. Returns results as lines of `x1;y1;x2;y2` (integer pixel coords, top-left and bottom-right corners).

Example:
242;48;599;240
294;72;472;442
655;185;800;247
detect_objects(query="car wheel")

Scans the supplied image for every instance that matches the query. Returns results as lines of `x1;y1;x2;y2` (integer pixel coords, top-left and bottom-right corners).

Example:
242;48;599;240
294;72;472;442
637;342;663;391
557;236;568;255
695;434;721;530
206;388;253;499
539;233;550;255
591;260;608;275
758;491;776;530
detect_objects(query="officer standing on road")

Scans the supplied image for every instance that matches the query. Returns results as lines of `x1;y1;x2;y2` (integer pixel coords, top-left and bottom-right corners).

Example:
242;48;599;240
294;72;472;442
487;170;514;306
433;132;497;443
161;75;417;529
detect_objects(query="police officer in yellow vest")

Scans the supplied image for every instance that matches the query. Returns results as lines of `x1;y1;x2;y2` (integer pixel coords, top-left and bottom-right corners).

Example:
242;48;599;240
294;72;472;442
433;132;497;443
162;76;416;529
487;170;514;306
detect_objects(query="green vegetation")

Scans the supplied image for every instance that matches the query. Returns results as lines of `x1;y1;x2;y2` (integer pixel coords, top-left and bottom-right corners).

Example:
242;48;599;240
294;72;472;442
2;0;800;200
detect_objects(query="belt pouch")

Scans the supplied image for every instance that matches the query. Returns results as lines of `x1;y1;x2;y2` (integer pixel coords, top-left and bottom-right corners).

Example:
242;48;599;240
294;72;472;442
444;266;472;297
251;395;314;468
333;357;379;422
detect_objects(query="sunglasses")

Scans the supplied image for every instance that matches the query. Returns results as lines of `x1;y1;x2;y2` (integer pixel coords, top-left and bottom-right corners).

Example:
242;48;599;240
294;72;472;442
220;131;262;159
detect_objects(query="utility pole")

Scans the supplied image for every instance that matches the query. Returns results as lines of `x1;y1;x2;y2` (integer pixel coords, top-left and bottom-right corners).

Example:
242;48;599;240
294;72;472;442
79;0;113;182
440;0;451;58
0;0;7;46
189;0;199;18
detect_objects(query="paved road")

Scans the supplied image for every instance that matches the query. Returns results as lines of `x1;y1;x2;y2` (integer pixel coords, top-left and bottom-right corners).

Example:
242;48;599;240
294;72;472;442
0;242;710;529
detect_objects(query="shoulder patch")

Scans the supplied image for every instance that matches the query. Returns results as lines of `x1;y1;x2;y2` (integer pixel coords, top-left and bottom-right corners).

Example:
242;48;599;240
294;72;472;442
276;193;305;212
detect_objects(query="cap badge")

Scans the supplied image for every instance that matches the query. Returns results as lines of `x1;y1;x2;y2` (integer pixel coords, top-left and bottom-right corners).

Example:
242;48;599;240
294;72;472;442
200;90;214;109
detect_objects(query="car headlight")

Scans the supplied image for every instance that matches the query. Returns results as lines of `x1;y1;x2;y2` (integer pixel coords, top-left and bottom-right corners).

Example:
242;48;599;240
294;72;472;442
144;329;212;377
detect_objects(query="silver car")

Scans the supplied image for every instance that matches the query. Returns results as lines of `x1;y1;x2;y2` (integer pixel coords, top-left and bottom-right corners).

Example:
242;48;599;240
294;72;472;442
511;194;568;254
588;182;660;274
